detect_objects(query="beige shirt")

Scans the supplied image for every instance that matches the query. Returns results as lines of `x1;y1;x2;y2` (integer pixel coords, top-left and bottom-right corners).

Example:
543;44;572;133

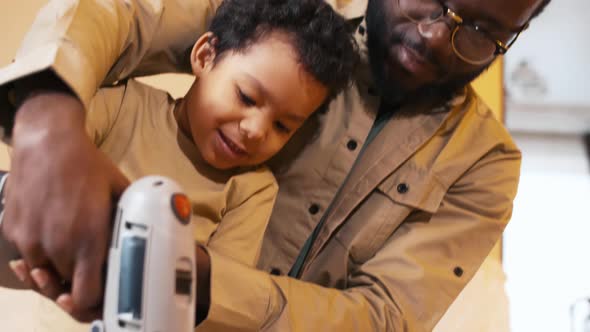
0;0;522;331
86;79;278;267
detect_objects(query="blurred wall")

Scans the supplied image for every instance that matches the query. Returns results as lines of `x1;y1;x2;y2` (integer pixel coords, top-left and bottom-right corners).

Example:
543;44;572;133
504;132;590;332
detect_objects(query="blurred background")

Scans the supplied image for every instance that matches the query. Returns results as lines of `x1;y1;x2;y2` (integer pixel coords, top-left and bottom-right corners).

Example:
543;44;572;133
502;0;590;331
0;1;587;331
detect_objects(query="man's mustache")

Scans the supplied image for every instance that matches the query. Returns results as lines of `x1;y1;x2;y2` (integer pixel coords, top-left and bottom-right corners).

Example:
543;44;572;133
390;31;447;76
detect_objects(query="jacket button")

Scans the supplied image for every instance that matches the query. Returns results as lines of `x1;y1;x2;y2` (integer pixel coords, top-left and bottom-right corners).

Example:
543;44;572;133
308;203;320;215
454;266;463;277
346;139;358;151
397;183;409;194
270;268;282;276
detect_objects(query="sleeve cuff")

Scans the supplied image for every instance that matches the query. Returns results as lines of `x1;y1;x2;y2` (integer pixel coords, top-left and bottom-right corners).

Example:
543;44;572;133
197;249;284;331
0;42;98;141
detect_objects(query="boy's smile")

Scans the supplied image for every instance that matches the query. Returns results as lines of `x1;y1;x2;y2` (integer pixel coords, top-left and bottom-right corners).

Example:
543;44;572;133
215;129;249;160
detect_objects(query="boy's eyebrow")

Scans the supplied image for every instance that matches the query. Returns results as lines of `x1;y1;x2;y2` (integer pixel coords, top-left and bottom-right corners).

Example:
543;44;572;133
285;112;307;123
243;73;269;98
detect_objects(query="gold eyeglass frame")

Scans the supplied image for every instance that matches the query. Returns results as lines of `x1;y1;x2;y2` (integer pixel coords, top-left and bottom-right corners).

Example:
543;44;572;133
398;0;529;65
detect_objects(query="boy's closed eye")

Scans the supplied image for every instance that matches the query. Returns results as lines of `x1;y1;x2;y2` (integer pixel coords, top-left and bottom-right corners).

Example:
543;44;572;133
236;86;257;107
274;121;291;134
235;84;293;134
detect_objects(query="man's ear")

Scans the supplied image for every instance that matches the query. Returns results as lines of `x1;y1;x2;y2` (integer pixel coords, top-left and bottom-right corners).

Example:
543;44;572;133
190;32;217;76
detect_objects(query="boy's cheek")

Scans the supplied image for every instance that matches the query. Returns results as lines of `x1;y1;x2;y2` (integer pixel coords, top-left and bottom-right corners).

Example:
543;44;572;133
261;144;284;162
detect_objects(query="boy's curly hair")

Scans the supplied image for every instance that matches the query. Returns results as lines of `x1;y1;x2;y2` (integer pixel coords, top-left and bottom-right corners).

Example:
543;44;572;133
209;0;358;99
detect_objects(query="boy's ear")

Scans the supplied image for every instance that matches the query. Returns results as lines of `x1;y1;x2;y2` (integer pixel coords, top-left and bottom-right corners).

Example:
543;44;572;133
190;32;217;76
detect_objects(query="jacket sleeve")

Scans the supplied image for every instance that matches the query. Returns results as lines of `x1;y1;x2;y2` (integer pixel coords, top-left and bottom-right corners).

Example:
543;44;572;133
206;169;278;268
0;0;220;137
198;146;521;332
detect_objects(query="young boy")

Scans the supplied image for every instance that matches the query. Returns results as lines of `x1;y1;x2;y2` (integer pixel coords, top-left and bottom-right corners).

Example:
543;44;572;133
85;0;357;267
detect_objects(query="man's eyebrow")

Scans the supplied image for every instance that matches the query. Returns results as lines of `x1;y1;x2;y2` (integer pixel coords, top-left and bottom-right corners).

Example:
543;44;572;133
469;11;522;33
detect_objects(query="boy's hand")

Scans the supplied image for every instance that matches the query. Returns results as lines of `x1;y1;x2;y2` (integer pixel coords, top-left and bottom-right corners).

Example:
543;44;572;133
1;92;130;322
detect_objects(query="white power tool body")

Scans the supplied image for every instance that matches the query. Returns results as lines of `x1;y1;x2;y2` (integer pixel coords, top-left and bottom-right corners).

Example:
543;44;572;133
91;175;196;332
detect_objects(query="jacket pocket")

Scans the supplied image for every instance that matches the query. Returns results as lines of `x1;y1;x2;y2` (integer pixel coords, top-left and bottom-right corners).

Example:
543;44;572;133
347;164;447;263
377;164;446;214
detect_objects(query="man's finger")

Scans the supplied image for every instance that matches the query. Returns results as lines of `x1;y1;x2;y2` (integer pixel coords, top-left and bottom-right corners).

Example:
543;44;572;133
56;293;74;314
57;294;102;322
30;268;67;301
4;201;50;270
108;162;130;198
8;259;35;289
16;237;51;273
71;254;105;320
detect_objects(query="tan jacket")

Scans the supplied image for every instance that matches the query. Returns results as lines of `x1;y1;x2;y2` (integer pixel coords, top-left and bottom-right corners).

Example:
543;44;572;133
0;0;521;331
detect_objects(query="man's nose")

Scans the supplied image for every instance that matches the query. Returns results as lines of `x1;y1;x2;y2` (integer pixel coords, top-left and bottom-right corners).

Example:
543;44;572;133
417;18;455;60
239;112;268;143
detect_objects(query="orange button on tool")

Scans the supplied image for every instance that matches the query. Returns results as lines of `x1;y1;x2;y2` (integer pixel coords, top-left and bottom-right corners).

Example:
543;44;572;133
171;193;191;225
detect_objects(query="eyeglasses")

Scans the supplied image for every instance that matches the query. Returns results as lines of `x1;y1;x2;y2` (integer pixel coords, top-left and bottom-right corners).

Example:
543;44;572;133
397;0;529;65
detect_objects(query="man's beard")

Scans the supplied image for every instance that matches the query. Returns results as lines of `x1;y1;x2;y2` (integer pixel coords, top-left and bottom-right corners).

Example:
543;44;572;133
365;0;490;109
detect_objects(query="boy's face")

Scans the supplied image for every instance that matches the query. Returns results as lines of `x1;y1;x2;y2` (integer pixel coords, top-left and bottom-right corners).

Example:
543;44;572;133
181;32;327;170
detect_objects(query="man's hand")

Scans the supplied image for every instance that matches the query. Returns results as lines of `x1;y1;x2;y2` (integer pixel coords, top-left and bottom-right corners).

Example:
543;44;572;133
1;92;130;321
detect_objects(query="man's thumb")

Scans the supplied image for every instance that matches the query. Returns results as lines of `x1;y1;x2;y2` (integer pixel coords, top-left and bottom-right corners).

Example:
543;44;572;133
109;165;130;198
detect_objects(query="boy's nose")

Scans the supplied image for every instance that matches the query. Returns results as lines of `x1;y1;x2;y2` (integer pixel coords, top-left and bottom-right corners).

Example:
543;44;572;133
239;113;268;143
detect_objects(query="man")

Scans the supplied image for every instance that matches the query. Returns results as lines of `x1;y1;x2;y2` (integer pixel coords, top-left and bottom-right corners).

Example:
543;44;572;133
0;0;550;330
